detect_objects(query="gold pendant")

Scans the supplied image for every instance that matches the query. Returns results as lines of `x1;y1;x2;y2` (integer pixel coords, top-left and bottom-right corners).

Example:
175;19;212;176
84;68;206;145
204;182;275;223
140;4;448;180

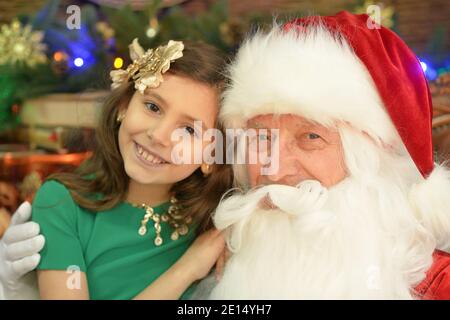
178;224;188;236
154;236;163;246
129;197;191;245
171;230;179;241
138;226;147;235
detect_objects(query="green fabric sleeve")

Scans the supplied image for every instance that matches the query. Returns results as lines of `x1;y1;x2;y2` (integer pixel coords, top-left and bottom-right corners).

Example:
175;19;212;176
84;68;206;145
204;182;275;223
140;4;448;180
32;180;86;272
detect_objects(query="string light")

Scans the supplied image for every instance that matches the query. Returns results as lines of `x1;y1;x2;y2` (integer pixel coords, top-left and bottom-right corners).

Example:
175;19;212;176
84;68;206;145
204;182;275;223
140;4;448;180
114;57;124;69
74;57;84;67
53;51;64;62
420;61;427;72
146;17;159;38
146;28;157;38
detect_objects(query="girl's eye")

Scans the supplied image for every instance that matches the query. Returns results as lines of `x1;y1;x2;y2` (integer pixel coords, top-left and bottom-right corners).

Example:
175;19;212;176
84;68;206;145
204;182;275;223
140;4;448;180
185;126;195;136
145;102;160;114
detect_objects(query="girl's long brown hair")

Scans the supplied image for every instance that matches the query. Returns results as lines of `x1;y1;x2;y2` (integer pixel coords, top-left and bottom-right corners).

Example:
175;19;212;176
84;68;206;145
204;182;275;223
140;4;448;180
48;41;233;231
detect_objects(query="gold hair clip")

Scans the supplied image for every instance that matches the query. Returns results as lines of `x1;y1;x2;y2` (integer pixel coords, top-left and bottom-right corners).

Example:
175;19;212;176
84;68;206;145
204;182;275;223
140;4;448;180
110;39;184;94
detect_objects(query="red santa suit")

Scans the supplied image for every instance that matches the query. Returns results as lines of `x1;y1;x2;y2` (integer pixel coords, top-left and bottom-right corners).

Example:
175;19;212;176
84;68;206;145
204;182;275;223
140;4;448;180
415;250;450;299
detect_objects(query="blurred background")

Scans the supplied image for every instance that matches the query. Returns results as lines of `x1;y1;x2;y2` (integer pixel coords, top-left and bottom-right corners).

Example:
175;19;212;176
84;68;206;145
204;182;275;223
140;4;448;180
0;0;449;236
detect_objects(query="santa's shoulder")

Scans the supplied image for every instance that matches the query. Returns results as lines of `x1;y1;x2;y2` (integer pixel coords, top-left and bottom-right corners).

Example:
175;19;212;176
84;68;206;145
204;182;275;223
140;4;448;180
414;250;450;300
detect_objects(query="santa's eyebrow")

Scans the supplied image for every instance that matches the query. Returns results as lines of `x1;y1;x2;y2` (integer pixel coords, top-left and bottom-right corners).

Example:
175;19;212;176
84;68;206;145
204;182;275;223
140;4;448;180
296;120;325;130
249;122;268;129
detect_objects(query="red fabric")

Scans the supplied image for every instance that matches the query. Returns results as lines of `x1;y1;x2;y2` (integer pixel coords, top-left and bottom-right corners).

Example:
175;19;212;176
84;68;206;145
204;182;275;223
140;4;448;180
414;250;450;300
283;11;434;177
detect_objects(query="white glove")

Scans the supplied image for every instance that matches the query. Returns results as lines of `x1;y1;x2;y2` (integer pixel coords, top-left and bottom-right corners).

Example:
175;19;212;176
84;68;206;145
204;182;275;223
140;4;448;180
0;202;44;299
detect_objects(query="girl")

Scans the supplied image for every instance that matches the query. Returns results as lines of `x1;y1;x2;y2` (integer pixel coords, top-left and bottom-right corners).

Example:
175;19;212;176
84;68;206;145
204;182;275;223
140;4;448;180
31;39;233;299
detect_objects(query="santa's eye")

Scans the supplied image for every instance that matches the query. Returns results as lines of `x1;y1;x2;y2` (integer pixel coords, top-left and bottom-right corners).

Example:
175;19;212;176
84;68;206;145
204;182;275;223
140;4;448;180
255;129;272;141
297;132;326;151
308;133;321;139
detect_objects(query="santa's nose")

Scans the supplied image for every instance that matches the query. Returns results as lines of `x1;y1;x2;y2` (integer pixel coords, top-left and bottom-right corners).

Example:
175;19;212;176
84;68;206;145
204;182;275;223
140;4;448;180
264;137;303;186
265;161;301;185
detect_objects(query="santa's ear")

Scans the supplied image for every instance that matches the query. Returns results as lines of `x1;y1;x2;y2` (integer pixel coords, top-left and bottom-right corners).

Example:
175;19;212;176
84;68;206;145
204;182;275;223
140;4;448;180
409;164;450;253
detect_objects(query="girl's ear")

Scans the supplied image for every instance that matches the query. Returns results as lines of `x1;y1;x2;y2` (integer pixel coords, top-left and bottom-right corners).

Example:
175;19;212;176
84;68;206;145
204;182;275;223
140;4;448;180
201;163;213;177
116;112;126;123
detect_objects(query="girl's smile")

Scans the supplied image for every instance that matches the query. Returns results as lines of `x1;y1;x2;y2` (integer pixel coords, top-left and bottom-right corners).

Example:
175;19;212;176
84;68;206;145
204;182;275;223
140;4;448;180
133;141;170;168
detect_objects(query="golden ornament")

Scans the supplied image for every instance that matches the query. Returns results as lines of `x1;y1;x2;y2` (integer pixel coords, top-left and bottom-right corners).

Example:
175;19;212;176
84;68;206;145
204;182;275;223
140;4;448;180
0;19;47;67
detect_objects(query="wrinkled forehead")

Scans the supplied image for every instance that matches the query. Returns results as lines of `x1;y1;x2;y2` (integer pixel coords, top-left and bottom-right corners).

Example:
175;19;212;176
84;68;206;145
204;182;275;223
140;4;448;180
247;113;327;130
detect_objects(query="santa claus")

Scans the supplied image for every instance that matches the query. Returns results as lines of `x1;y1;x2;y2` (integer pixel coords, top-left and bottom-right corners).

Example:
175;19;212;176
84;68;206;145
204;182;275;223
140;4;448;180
198;11;450;299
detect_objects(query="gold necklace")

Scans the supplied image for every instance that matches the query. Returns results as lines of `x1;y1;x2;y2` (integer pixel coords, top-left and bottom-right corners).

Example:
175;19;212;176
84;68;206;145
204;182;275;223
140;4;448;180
128;196;192;246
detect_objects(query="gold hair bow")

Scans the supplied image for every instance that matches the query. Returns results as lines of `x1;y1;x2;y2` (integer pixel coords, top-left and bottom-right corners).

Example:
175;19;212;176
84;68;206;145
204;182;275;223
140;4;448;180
110;39;184;94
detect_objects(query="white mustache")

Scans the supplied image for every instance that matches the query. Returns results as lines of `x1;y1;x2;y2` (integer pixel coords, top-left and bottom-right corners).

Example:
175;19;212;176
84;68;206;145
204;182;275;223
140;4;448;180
269;180;328;214
213;180;328;252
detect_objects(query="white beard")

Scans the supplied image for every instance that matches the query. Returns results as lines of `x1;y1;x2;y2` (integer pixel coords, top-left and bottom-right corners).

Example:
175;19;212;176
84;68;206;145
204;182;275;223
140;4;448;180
202;179;434;299
203;169;436;299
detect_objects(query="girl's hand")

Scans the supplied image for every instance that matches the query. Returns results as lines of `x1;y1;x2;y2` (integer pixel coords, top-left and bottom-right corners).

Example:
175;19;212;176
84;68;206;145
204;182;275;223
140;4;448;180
175;228;225;282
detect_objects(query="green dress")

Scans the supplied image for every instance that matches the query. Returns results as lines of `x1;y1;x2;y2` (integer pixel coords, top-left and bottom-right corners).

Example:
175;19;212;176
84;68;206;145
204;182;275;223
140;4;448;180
31;180;198;300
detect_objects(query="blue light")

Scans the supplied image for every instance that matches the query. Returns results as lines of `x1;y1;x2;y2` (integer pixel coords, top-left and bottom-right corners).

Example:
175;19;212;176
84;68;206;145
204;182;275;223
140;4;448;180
426;68;438;81
420;61;427;72
43;22;98;72
74;57;84;67
419;59;438;81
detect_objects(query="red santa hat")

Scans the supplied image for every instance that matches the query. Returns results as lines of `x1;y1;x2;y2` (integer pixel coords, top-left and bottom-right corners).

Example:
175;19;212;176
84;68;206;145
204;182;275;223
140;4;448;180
220;11;450;251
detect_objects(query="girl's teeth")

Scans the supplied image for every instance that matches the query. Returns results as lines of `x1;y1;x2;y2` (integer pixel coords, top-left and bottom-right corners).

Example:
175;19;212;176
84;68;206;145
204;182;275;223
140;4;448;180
137;143;164;164
154;156;164;164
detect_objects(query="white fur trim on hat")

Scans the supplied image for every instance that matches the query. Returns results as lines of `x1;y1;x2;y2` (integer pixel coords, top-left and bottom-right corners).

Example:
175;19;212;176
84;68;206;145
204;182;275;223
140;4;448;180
220;23;400;147
410;164;450;252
